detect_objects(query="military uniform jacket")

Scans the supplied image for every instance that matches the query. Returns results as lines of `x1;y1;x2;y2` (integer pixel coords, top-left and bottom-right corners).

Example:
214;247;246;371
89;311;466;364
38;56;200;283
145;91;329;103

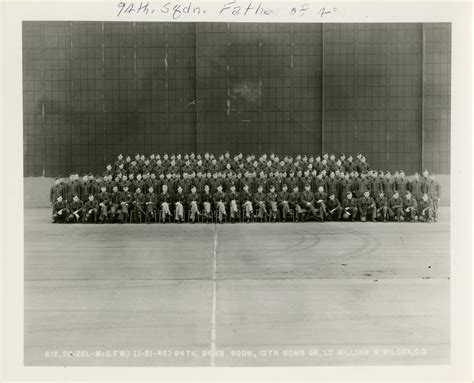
50;184;66;203
388;196;403;209
285;177;298;190
314;191;327;203
266;192;278;203
97;191;110;205
342;198;358;209
327;198;341;210
53;200;68;213
300;190;315;205
227;191;239;203
359;196;375;209
288;191;301;206
109;192;122;205
409;180;423;199
339;179;352;199
253;191;266;204
194;178;207;194
78;182;91;201
370;178;383;196
356;178;371;196
158;192;172;205
133;192;147;205
145;193;158;205
426;180;441;199
173;192;186;204
66;180;81;200
240;190;252;203
120;191;134;205
187;192;201;205
325;178;339;197
403;197;417;210
278;190;290;203
418;199;433;211
213;191;227;204
375;195;388;208
84;200;99;211
201;192;213;204
69;200;84;212
394;178;409;195
382;179;394;196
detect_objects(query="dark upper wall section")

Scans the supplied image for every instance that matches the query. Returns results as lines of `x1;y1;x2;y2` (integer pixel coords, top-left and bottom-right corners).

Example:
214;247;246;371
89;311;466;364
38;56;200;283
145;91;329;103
23;22;451;177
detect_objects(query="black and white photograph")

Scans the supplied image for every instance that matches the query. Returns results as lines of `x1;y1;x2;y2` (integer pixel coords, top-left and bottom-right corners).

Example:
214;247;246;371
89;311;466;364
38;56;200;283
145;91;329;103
1;0;472;381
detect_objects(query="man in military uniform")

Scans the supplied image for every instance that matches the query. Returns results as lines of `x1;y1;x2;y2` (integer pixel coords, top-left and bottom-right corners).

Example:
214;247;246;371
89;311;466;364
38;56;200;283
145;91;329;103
213;184;227;224
174;185;186;223
288;185;303;222
50;176;66;205
266;185;278;222
427;173;441;221
341;192;358;221
187;185;201;224
83;194;99;223
131;187;146;223
409;172;423;203
325;171;339;199
97;185;110;223
375;190;388;222
240;184;254;223
65;173;81;203
52;195;68;223
109;185;122;223
382;172;394;199
145;186;158;223
253;184;268;222
201;184;213;223
418;193;434;223
314;185;327;221
67;194;84;223
278;184;291;222
300;184;318;221
119;185;133;223
227;184;240;223
159;184;173;223
402;191;418;222
326;193;342;221
388;191;403;222
358;190;377;222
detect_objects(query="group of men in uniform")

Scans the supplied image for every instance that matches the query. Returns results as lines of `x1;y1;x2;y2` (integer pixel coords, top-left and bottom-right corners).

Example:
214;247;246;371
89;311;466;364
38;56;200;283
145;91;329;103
50;152;441;224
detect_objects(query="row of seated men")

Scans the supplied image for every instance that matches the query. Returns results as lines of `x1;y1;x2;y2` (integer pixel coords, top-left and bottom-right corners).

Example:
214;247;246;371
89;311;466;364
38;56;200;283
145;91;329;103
103;152;373;177
51;182;437;224
51;170;441;214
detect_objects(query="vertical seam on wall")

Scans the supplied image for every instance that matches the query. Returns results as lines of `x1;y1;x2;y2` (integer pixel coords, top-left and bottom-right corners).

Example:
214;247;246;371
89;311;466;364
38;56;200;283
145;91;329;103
226;23;230;153
258;24;262;154
194;22;198;153
421;23;425;172
70;22;74;175
133;21;137;155
41;21;46;176
321;23;325;155
289;24;294;156
354;24;358;149
101;22;106;166
165;23;169;137
386;24;390;166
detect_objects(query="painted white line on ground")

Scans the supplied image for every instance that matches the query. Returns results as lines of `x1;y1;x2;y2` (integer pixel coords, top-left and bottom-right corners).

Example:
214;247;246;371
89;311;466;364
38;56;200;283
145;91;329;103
211;225;218;367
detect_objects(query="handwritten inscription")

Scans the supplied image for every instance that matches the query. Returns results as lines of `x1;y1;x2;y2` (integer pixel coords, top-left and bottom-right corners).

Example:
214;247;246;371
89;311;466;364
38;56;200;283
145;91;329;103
116;1;337;20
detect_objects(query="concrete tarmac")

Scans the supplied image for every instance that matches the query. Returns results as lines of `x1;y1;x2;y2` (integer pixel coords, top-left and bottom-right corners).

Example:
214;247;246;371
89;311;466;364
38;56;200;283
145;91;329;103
24;208;450;366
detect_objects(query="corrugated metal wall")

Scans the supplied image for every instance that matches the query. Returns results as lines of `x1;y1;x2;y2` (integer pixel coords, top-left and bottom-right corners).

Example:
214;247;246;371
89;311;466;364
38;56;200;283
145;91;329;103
23;22;451;176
